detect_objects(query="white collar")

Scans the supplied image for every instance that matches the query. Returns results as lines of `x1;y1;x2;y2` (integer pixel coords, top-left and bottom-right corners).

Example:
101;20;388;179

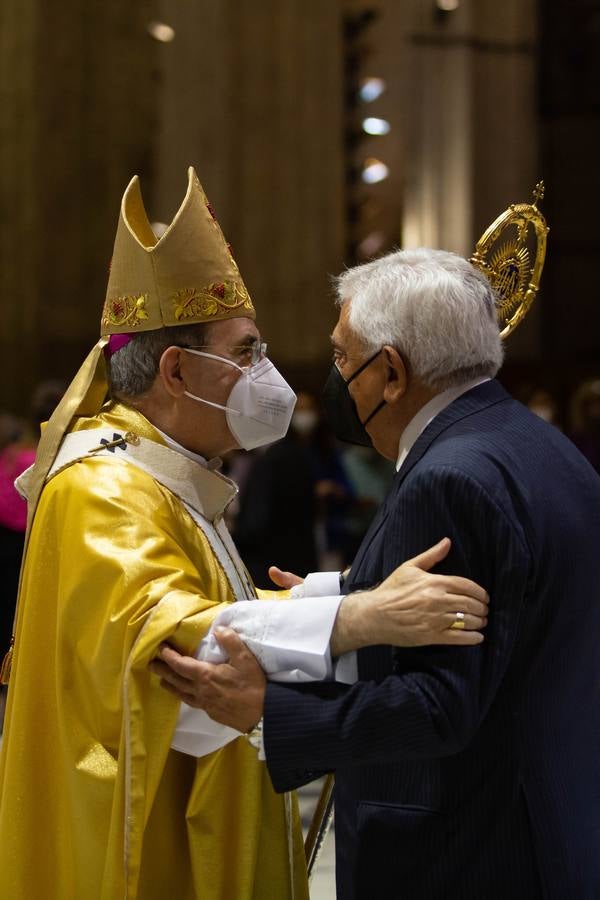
153;425;209;467
395;377;490;472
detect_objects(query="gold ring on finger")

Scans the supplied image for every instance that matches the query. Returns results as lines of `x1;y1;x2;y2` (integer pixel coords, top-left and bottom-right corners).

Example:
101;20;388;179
450;611;465;631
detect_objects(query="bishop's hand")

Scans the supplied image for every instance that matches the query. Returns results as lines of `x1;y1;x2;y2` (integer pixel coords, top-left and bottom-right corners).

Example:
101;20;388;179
151;630;266;733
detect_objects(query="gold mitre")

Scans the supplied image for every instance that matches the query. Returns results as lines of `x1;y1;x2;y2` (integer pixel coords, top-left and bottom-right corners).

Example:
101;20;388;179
13;168;253;583
102;166;254;337
471;181;549;339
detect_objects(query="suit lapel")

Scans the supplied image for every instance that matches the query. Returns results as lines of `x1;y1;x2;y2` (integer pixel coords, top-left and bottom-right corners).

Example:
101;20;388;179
351;380;511;680
344;502;390;591
347;381;510;590
394;379;510;490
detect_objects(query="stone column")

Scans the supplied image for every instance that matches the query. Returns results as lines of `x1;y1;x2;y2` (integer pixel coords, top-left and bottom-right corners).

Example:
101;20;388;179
0;0;158;411
0;0;40;410
153;0;346;373
399;0;540;360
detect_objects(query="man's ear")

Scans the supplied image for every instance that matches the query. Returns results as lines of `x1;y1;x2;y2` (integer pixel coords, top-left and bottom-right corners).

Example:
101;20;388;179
381;346;408;403
159;346;187;398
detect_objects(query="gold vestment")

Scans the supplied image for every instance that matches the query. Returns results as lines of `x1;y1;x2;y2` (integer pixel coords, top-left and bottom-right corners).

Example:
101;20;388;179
0;402;308;900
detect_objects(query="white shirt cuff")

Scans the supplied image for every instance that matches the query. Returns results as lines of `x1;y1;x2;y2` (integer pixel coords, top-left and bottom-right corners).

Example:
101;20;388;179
333;651;358;684
291;570;341;599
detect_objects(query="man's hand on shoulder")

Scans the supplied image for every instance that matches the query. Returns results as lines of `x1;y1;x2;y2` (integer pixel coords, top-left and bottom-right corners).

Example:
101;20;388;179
331;538;489;656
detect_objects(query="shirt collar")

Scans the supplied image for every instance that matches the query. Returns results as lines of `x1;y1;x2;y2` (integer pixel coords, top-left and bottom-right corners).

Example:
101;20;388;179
153;425;209;467
395;377;490;472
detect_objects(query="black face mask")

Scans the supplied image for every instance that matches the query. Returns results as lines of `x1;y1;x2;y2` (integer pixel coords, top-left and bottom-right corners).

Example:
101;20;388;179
322;349;386;446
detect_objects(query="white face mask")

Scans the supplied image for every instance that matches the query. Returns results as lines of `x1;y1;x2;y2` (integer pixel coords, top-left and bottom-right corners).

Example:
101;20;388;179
183;349;297;451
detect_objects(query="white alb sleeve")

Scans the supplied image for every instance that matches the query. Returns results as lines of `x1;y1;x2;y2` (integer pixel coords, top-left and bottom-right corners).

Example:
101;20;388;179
171;593;346;758
201;596;344;682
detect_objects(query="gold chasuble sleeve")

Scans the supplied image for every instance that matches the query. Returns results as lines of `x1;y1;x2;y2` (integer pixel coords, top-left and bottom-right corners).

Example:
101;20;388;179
256;588;292;600
0;454;307;900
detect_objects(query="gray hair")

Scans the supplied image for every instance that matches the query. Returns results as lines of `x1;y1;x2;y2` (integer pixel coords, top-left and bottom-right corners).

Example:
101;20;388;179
335;248;504;392
107;323;210;400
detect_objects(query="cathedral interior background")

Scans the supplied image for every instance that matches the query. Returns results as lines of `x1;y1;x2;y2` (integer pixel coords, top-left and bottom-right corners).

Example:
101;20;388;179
1;5;599;894
1;0;599;425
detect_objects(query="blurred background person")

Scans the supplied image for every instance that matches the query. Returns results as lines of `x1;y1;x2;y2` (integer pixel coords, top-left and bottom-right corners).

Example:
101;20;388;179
525;386;562;428
233;390;394;584
311;409;356;572
233;391;320;587
0;381;65;673
568;378;600;474
0;413;23;453
341;443;395;561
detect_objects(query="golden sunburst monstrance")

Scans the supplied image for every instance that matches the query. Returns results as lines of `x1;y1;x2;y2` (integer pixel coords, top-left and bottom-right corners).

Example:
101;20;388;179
470;181;549;339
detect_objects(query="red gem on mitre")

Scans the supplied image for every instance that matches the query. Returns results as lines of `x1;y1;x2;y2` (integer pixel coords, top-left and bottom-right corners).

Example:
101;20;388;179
112;300;124;316
211;283;226;298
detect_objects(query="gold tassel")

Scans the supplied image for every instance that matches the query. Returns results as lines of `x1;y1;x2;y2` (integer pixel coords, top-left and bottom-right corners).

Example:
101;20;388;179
0;639;14;685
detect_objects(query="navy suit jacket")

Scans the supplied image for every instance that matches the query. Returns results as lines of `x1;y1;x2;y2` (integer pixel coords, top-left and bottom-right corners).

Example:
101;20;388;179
264;380;600;899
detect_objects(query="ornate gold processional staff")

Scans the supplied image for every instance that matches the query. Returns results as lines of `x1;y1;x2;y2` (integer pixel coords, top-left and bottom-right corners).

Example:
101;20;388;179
471;180;549;336
304;182;549;880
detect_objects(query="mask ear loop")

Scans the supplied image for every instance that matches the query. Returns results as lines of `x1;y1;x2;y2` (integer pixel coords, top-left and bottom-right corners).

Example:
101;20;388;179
351;345;408;427
182;348;246;373
181;349;247;416
344;348;387;428
183;391;244;417
362;398;386;427
344;348;382;385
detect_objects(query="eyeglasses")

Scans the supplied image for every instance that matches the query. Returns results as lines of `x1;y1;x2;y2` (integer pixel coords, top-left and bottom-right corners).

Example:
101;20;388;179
180;341;268;366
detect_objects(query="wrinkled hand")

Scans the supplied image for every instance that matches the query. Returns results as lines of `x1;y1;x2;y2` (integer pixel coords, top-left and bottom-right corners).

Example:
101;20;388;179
331;537;489;655
150;629;266;733
268;566;303;589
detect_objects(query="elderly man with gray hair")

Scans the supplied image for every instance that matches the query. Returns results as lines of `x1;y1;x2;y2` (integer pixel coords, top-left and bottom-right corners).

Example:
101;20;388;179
157;247;600;900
